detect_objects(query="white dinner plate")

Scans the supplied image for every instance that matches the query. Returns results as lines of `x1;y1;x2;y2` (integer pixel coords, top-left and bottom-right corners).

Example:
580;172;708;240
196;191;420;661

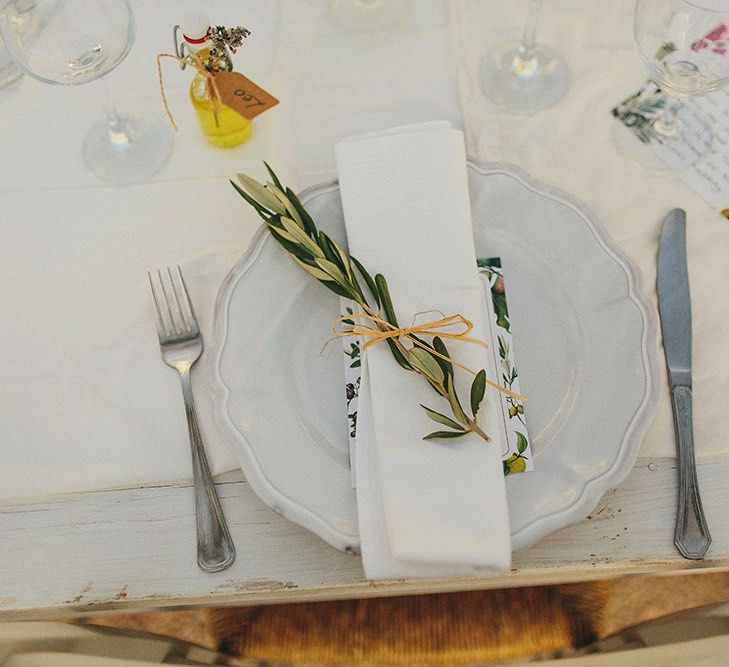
206;162;661;553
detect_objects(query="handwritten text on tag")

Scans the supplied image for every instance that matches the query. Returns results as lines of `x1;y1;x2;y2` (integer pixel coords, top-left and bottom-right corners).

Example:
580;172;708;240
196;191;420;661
213;71;279;120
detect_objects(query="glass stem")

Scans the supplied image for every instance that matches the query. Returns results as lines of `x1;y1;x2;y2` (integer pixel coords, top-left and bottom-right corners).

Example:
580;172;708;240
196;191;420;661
97;79;131;146
654;97;682;137
518;0;542;62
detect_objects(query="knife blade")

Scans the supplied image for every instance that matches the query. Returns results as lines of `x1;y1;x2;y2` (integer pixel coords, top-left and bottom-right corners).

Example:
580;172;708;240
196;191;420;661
657;209;692;389
657;208;711;560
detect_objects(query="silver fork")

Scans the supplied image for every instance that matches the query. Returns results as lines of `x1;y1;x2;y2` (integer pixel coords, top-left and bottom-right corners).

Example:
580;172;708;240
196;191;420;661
148;266;235;573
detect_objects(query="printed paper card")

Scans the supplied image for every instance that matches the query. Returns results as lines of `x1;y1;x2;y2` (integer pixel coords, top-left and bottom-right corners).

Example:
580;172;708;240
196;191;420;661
613;22;729;217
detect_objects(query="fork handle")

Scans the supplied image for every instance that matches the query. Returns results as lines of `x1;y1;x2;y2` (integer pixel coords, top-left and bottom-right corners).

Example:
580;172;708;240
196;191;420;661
179;369;236;573
672;385;711;560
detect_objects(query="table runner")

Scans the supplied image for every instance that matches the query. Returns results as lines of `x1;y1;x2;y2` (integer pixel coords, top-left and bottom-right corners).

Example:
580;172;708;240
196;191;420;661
1;0;727;502
269;0;462;188
450;0;729;458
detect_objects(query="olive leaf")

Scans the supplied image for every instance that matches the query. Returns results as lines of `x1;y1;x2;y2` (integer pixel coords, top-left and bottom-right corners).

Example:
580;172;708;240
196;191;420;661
318;231;347;271
230;179;270;219
322;280;356;299
373;273;412;371
268;183;304;227
375;273;398;326
315;258;349;284
263;161;283;190
286;187;318;238
280;216;322;257
408;348;445;386
423;430;468;441
350;255;380;308
380;340;411;372
445;375;468;424
470;369;486;417
237;173;287;215
292;256;334;282
268;225;316;262
420;405;466;431
432;336;453;380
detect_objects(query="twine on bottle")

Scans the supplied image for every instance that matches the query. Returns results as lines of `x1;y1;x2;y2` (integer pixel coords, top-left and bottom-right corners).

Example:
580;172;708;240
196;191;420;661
156;52;223;131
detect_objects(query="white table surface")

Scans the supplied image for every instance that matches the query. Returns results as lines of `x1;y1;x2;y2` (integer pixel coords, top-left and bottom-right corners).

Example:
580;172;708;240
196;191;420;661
1;0;728;617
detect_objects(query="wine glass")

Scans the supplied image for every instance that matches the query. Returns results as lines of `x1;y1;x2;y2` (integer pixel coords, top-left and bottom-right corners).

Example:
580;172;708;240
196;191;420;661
0;0;173;184
480;0;570;113
615;0;729;171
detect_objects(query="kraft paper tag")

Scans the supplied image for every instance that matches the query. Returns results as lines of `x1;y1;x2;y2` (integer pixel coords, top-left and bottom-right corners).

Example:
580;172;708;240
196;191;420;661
212;71;279;119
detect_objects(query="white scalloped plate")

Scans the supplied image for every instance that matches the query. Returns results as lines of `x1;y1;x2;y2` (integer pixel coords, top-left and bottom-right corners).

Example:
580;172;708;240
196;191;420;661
206;162;661;553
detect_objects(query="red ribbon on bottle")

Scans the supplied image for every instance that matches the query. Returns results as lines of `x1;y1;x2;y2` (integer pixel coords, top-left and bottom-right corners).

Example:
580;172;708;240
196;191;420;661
182;29;211;45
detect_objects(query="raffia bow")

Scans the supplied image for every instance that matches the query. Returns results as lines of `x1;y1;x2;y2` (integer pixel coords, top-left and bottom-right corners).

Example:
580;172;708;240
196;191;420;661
333;311;527;402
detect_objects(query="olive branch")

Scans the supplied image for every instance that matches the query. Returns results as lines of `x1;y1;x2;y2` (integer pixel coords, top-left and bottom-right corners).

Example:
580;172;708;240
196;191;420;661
231;164;491;443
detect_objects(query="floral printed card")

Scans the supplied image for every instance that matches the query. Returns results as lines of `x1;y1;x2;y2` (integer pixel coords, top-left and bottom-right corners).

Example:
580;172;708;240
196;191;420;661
477;258;533;476
341;258;533;487
341;321;361;486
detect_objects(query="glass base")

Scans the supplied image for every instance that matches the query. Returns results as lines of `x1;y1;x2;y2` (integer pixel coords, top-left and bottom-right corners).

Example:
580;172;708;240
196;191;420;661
82;115;174;185
330;0;409;33
0;61;22;89
480;43;570;113
612;106;712;173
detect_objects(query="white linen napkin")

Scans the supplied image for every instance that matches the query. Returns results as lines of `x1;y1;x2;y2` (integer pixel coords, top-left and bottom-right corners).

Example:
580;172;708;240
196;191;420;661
335;122;511;579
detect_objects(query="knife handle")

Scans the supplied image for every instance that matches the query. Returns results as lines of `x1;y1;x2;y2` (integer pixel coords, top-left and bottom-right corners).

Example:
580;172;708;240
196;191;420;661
672;385;711;560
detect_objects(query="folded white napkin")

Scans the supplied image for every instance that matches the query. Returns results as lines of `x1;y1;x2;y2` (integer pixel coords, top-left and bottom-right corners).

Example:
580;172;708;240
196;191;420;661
335;122;511;579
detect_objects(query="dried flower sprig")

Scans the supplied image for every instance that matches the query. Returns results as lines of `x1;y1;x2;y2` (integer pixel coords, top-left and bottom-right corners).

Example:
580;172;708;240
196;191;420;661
231;165;493;443
204;25;251;73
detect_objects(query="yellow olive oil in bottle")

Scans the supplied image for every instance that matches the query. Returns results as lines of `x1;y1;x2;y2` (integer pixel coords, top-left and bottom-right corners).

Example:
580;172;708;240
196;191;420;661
181;16;252;148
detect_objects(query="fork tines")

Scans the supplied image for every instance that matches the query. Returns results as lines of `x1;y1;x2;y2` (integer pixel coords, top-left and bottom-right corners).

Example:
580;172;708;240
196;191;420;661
148;265;199;341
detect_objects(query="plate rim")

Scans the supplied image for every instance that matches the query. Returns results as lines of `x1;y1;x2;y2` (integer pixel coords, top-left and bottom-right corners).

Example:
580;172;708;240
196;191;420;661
208;160;661;554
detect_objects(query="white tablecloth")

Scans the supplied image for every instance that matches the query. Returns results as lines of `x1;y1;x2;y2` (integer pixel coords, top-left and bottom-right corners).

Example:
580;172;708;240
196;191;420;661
1;0;727;501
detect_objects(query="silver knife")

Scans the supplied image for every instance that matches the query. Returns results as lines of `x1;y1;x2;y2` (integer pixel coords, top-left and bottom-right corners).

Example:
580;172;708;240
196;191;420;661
657;208;711;560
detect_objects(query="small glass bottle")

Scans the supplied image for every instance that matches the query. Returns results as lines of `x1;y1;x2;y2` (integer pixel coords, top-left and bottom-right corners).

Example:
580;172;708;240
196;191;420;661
180;15;252;149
